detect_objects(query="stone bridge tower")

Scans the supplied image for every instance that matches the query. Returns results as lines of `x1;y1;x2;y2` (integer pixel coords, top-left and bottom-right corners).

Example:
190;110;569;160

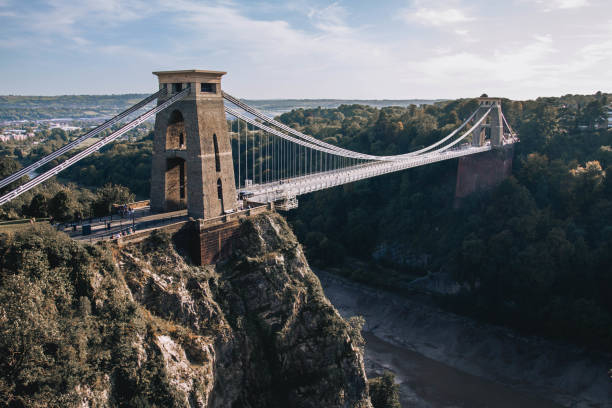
471;97;504;147
455;96;513;206
150;70;237;219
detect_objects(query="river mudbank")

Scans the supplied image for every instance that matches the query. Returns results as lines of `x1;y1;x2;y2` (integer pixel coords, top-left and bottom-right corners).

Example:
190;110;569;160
316;270;612;408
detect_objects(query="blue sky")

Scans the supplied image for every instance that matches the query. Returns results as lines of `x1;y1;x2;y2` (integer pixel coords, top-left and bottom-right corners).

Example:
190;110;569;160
0;0;610;99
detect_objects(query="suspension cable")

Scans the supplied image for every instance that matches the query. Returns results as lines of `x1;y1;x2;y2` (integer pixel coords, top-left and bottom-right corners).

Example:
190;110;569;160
0;89;166;190
0;88;189;206
223;91;479;161
224;105;490;165
501;113;516;136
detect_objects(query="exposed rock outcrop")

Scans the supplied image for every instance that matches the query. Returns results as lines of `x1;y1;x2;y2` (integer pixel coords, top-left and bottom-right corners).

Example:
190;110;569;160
117;213;372;407
0;213;371;407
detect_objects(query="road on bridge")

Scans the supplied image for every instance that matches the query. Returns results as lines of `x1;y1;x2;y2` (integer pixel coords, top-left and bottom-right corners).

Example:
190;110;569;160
60;206;188;242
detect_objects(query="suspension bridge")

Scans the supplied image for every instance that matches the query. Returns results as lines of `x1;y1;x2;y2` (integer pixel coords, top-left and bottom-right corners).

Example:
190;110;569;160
0;70;517;261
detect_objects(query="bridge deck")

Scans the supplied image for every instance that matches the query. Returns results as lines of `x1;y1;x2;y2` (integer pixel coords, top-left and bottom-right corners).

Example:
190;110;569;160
246;144;495;203
61;143;513;242
66;208;188;242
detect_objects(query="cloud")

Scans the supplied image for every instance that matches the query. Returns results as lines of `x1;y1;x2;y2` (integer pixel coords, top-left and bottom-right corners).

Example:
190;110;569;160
1;0;610;98
72;36;90;46
307;2;352;35
98;44;161;61
534;0;590;11
6;0;151;40
416;34;559;88
555;0;589;8
398;4;474;26
0;0;388;80
0;37;27;48
168;1;393;68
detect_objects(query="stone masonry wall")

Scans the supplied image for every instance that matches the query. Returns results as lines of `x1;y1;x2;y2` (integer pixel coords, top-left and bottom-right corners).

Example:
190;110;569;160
454;145;514;206
197;219;242;265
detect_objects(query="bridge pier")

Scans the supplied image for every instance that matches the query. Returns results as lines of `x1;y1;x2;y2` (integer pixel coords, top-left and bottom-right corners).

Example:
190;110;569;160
115;204;273;265
454;144;514;207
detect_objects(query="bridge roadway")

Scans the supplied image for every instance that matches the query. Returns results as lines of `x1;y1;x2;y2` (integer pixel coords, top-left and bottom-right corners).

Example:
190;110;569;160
63;207;188;242
62;143;512;242
66;204;266;243
245;143;496;204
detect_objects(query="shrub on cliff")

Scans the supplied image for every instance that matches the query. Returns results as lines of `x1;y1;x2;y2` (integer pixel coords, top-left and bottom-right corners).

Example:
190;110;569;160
369;371;400;408
0;226;176;406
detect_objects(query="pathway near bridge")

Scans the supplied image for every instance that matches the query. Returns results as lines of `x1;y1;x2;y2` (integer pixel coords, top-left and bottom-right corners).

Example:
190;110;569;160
64;206;188;242
316;270;612;408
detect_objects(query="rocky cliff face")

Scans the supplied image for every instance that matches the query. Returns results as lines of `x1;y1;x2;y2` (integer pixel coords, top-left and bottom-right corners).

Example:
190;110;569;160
0;213;372;407
118;213;372;407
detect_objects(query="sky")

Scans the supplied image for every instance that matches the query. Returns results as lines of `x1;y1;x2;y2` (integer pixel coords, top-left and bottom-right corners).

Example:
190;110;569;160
0;0;611;99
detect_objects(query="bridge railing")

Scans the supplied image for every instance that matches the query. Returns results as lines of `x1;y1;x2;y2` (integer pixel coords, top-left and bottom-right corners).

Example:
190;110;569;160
82;211;189;243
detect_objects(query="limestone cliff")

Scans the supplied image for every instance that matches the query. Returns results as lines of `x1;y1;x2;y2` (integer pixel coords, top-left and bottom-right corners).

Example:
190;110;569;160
0;213;372;407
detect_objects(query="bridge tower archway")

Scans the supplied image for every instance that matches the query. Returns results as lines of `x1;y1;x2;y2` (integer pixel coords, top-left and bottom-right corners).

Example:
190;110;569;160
163;110;188;210
166;110;186;150
471;97;504;147
165;157;187;210
150;70;237;219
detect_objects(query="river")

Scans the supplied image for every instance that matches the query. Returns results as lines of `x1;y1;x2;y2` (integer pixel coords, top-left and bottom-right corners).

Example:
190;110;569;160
365;332;562;407
316;270;612;408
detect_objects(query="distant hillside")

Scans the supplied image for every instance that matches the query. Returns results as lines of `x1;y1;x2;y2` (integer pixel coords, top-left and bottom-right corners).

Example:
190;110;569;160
0;94;149;121
0;94;440;122
242;98;442;117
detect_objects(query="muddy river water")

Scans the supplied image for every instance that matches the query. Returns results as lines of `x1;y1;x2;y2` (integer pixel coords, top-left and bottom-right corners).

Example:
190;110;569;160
316;270;611;407
365;332;562;407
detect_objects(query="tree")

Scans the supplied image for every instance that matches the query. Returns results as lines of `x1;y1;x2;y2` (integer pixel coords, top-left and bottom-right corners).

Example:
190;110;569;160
25;193;48;218
519;103;560;154
48;190;77;222
0;156;23;194
581;100;607;129
442;110;460;126
0;156;20;178
347;316;365;352
91;183;135;217
369;371;401;408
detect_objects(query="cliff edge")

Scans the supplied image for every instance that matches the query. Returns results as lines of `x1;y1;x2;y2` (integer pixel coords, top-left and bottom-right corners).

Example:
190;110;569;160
0;213;372;407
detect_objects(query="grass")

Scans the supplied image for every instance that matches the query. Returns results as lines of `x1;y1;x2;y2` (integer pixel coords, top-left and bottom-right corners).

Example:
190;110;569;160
79;137;101;147
0;218;50;232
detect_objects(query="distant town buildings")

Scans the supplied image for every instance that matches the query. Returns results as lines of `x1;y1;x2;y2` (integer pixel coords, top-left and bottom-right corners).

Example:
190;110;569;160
49;123;81;132
0;121;82;143
0;129;34;142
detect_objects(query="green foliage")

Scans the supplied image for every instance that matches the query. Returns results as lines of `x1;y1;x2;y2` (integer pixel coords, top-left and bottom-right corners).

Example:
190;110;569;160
347;316;366;351
0;147;140;223
23;193;48;218
0;179;101;223
369;371;401;408
0;225;183;406
61;139;153;198
3;91;611;352
0;225;104;405
0;156;24;195
284;93;612;350
48;190;78;222
91;183;135;217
